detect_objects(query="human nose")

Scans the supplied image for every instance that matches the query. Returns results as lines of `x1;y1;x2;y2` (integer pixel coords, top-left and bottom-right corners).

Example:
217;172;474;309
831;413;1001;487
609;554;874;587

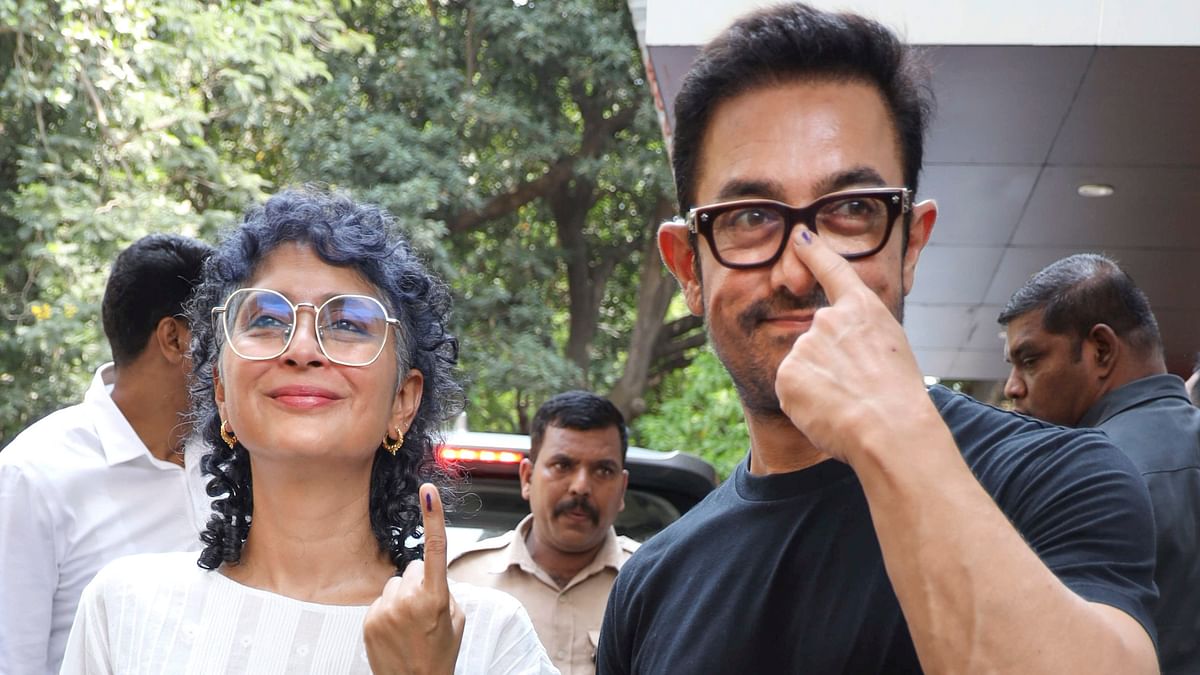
1003;368;1025;401
282;304;328;365
769;224;821;296
567;466;591;496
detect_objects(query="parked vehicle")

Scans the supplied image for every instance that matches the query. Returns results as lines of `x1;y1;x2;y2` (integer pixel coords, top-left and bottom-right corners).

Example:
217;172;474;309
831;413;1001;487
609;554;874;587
436;430;719;549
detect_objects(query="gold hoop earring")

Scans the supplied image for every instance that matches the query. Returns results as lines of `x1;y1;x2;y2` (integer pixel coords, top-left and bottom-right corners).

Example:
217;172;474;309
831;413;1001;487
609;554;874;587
220;419;237;449
383;427;404;456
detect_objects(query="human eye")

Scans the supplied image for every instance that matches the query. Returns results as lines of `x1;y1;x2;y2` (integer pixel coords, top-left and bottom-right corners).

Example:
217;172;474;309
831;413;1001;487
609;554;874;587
238;300;291;336
725;205;780;232
820;196;884;233
321;298;379;340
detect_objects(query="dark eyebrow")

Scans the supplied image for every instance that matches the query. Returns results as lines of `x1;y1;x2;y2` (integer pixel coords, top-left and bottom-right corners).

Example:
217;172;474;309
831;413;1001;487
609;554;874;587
715;178;789;202
1008;342;1036;364
712;166;890;205
811;167;889;197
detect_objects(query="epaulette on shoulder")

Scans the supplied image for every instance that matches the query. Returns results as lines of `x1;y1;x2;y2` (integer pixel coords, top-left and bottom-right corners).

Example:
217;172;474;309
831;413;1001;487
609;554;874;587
448;531;514;564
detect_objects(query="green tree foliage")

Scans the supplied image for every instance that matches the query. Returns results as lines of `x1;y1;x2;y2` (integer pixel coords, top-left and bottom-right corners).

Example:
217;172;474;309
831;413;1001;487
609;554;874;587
1;0;748;475
0;0;368;443
285;0;696;432
634;349;749;481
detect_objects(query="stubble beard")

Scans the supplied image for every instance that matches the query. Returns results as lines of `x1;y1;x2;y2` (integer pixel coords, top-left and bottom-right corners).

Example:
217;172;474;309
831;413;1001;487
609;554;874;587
705;284;905;421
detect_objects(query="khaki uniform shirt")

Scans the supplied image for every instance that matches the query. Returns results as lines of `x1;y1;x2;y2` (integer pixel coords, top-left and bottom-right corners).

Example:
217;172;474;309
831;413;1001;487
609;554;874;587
447;514;638;675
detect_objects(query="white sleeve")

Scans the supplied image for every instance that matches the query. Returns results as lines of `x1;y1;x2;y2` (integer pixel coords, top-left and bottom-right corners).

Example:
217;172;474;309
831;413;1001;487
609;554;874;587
453;584;558;675
57;572;112;675
486;602;559;675
0;462;59;675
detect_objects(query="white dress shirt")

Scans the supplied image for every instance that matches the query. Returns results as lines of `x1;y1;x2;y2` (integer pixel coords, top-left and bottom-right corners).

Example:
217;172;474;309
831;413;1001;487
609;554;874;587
60;551;560;674
0;364;208;675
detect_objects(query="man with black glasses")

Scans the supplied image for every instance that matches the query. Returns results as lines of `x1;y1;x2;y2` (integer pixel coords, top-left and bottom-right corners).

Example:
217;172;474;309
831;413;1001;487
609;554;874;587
0;234;212;675
597;4;1158;673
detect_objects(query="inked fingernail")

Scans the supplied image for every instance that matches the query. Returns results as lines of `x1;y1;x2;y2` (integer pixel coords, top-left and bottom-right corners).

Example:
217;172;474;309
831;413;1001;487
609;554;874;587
425;492;433;511
801;229;813;243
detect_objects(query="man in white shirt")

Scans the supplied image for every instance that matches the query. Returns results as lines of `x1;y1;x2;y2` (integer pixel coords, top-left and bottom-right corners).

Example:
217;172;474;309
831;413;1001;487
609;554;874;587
0;233;213;675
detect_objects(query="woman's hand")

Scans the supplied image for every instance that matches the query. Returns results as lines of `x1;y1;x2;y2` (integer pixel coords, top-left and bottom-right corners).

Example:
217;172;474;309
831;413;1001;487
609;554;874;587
364;484;465;675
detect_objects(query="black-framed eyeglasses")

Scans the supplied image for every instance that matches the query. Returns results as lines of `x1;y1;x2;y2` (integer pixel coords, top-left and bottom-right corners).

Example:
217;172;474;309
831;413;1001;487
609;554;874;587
685;187;912;269
211;288;401;367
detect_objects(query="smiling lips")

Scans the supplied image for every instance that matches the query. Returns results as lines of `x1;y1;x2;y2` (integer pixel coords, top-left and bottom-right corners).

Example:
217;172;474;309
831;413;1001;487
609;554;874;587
267;385;344;409
764;313;814;327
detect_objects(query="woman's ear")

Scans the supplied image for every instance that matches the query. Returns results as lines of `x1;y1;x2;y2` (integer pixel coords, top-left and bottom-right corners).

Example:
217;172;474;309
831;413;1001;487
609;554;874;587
390;368;424;434
213;361;227;420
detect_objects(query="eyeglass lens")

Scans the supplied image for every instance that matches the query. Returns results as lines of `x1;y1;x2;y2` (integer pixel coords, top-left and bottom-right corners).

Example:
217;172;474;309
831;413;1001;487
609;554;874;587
223;289;389;365
710;194;891;265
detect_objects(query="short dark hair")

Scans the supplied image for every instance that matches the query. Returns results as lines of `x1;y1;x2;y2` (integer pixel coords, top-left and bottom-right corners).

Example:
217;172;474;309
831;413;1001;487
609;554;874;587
671;2;934;217
529;390;628;465
101;233;213;366
998;253;1163;357
188;187;463;573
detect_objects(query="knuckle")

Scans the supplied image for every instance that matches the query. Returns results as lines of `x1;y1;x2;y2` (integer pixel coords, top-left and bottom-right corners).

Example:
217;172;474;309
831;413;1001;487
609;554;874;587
424;534;448;556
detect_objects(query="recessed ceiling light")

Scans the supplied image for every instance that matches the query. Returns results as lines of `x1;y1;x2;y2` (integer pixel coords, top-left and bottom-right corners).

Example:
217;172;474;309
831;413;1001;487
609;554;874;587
1077;183;1115;198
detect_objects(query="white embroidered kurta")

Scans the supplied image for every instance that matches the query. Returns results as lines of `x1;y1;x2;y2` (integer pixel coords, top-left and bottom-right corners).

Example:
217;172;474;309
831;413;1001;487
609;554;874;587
60;551;558;674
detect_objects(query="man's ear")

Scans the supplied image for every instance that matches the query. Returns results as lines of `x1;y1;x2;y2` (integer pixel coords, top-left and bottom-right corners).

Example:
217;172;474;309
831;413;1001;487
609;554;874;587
518;458;534;501
658;221;704;317
155;316;190;365
901;200;937;297
1087;323;1120;378
618;468;629;513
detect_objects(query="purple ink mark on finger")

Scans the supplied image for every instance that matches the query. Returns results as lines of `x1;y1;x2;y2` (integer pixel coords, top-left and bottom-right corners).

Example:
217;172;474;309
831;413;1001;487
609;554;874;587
425;492;433;511
801;229;812;244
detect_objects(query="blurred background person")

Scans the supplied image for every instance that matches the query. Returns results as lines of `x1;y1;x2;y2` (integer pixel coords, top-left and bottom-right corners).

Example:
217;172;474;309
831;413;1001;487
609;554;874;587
449;390;637;674
1000;252;1200;674
0;233;212;675
60;189;555;673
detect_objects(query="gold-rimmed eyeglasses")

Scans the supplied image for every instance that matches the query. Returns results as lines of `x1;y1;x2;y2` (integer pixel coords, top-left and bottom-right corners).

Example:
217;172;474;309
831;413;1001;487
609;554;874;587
211;288;401;367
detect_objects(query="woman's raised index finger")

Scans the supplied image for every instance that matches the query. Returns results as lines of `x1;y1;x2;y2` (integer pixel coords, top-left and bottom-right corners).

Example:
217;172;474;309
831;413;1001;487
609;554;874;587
419;483;450;597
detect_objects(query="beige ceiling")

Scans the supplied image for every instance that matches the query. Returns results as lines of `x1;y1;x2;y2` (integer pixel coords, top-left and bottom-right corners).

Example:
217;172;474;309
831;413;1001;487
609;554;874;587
642;43;1200;380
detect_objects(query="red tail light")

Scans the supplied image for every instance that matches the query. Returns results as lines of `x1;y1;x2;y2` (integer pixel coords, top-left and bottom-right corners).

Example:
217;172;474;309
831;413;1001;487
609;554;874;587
438;447;524;464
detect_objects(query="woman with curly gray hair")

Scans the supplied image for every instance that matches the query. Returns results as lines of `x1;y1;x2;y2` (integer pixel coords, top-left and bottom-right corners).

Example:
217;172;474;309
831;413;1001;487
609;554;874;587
61;188;556;674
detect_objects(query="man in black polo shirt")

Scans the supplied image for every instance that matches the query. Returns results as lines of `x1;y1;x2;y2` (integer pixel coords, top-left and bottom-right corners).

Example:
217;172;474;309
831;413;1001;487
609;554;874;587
1000;252;1200;674
596;4;1158;674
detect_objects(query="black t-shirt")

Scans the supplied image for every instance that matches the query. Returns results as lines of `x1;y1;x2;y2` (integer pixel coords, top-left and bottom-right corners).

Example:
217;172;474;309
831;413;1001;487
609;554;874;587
596;386;1157;674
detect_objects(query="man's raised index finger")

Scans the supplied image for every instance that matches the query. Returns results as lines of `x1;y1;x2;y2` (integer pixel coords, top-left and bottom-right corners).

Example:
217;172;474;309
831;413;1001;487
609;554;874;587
420;483;450;597
788;225;868;303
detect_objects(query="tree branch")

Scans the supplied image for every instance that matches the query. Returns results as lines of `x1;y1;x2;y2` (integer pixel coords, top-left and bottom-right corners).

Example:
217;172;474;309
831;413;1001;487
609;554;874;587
444;104;638;234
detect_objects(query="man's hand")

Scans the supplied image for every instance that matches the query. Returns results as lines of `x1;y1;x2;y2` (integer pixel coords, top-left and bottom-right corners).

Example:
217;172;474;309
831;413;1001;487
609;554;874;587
774;227;935;464
364;483;465;675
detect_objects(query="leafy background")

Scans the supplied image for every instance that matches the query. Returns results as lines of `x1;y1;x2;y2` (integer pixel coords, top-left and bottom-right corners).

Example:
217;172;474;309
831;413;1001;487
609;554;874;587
1;0;753;476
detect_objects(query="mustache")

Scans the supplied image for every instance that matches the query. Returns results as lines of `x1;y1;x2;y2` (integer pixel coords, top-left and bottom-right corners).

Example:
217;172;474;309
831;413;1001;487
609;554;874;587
553;496;600;525
737;286;830;334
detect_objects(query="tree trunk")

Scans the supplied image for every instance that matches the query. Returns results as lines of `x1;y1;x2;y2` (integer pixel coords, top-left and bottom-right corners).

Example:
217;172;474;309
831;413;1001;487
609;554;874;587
608;196;679;420
550;175;601;382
